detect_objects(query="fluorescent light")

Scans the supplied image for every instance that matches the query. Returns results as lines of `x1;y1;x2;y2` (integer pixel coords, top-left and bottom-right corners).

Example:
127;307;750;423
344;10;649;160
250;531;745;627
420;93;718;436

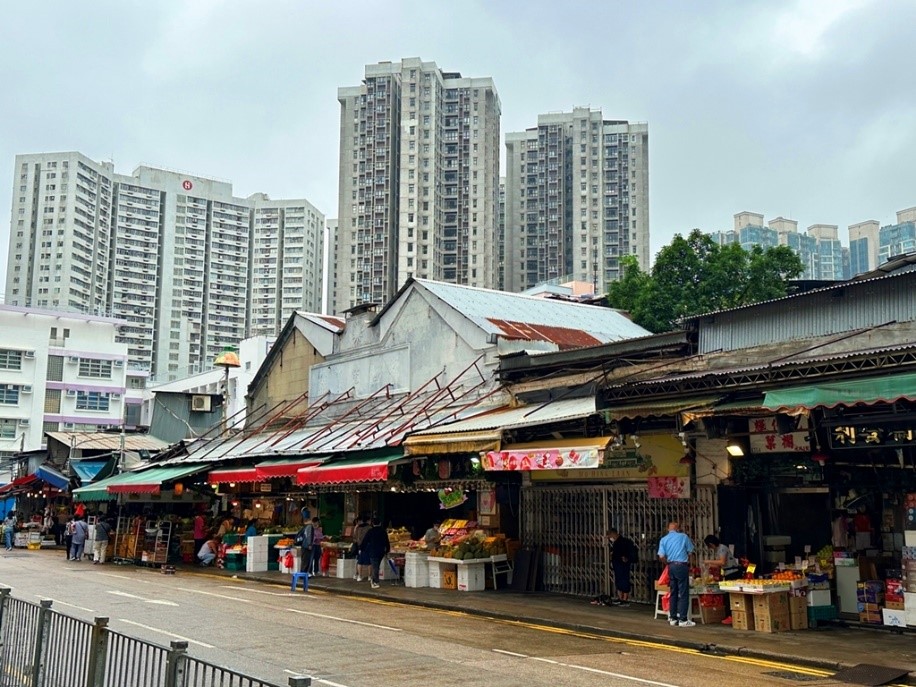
726;439;745;457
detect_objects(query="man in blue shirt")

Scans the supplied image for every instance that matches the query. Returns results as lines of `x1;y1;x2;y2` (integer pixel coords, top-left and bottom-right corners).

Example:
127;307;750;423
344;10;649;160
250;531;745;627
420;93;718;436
657;521;695;627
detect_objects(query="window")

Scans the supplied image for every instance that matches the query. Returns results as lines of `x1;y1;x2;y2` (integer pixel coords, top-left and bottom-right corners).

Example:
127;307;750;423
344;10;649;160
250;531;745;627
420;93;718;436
78;359;113;379
44;389;61;413
0;384;20;405
46;355;63;381
0;419;16;439
0;349;22;370
76;391;110;411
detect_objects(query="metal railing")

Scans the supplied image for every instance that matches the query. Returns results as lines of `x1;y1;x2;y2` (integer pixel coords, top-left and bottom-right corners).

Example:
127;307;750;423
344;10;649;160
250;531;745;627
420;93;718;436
0;589;311;687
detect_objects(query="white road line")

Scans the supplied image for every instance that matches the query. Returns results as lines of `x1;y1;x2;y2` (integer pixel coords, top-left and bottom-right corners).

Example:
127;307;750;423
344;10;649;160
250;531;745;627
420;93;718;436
175;587;252;603
35;596;96;613
97;572;149;583
492;649;528;658
285;670;350;687
117;619;214;649
531;657;560;664
220;585;302;598
492;649;681;687
107;590;178;606
285;608;401;632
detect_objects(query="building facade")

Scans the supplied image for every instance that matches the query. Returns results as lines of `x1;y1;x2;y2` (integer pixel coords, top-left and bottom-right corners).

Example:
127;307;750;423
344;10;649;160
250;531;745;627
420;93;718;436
878;208;916;265
5;152;324;379
848;220;880;275
0;305;145;458
503;108;649;294
335;58;501;313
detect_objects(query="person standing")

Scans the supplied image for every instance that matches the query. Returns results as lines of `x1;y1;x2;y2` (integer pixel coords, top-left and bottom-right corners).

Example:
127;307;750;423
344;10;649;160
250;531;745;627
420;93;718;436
309;517;324;576
70;515;90;561
607;528;637;606
93;518;113;564
193;511;207;558
63;516;75;559
702;535;742;581
657;521;695;627
352;516;372;582
2;511;16;551
359;518;390;589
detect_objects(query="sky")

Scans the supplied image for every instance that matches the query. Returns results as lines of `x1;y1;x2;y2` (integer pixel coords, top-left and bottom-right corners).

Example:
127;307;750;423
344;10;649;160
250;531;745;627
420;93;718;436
2;0;915;288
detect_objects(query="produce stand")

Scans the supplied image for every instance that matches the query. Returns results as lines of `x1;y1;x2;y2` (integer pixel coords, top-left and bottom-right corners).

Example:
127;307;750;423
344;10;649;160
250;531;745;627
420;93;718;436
719;578;805;632
427;556;490;591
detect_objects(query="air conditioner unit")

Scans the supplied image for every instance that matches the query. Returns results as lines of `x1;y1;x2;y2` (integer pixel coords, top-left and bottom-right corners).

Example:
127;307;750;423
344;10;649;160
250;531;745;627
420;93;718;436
110;393;121;400
67;356;80;364
191;395;211;412
23;350;35;359
21;385;32;394
18;418;29;426
62;422;74;429
66;389;78;397
113;360;124;367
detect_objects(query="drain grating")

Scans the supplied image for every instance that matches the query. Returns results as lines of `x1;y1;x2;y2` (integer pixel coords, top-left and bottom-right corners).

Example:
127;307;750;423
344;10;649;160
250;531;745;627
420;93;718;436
762;671;822;682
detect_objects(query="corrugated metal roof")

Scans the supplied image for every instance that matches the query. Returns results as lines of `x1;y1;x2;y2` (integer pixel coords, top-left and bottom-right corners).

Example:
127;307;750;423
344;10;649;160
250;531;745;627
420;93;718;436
45;432;170;452
412;397;597;436
300;312;346;333
414;279;651;346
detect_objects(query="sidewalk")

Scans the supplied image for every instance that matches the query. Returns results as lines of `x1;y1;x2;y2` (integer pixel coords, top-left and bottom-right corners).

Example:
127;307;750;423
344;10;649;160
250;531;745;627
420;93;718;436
181;564;916;678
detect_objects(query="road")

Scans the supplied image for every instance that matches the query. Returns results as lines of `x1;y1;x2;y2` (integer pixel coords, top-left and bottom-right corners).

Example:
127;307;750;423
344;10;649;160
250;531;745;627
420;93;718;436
0;549;865;687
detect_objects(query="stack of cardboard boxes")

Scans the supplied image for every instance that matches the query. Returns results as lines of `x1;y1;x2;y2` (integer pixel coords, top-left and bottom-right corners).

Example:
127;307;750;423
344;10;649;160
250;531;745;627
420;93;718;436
730;591;794;633
857;580;884;625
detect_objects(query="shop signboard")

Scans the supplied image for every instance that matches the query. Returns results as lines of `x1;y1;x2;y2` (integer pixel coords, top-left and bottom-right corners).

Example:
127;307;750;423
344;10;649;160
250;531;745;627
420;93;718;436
482;444;603;471
749;417;810;454
530;434;689;483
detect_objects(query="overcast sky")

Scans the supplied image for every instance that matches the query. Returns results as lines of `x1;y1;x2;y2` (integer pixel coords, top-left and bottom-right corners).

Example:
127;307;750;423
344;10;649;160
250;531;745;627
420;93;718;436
2;0;915;288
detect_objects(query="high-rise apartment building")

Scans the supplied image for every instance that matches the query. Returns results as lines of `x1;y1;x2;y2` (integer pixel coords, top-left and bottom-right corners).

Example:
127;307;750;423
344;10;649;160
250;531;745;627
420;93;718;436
497;177;506;291
878;208;916;265
503;108;649;294
848;220;879;275
6;152;324;378
335;58;501;313
325;218;338;315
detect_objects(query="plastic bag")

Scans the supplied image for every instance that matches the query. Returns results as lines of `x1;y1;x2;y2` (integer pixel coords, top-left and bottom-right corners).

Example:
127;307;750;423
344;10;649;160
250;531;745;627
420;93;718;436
658;566;670;586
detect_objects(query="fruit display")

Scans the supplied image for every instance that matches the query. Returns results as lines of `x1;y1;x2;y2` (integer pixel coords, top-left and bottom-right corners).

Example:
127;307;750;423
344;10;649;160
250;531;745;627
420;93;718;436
224;544;247;556
428;531;507;560
275;538;295;548
770;570;804;582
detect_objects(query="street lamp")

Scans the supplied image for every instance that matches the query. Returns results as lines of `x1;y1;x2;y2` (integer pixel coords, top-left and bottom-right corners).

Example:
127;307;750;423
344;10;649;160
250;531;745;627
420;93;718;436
213;347;241;437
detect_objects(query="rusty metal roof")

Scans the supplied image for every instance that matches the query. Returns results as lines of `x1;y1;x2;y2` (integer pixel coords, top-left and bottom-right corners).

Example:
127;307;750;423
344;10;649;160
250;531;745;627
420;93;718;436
414;279;650;347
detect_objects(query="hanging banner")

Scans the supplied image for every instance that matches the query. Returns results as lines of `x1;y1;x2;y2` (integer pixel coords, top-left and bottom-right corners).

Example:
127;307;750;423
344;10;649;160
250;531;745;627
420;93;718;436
648;476;691;499
748;417;810;454
482;444;603;471
530;434;689;482
438;488;468;510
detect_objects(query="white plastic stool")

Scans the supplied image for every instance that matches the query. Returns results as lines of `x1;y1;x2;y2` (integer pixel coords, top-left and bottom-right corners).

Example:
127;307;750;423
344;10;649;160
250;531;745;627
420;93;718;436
654;590;702;623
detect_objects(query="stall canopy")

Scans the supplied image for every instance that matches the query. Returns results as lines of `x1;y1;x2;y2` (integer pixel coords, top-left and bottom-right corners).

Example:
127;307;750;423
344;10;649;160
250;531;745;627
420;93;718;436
72;465;207;500
402;430;501;456
208;466;260;484
34;464;69;491
71;460;111;484
0;475;39;499
601;396;720;422
763;372;916;412
208;456;330;484
296;450;405;485
481;436;613;471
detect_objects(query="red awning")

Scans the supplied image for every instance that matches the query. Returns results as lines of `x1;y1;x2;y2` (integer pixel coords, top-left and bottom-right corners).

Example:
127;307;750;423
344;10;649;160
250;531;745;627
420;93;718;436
255;457;326;479
208;467;261;484
0;475;38;495
296;453;400;486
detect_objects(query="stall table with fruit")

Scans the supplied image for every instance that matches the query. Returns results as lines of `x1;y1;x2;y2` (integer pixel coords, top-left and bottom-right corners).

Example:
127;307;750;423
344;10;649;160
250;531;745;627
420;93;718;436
420;520;507;591
719;571;808;632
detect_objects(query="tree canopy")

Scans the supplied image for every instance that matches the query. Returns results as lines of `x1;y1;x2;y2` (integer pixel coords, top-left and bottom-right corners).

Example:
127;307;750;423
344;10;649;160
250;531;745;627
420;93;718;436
607;229;805;333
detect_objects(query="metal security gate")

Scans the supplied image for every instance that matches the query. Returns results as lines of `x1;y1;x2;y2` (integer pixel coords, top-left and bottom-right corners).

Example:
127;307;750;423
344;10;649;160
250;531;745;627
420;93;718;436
521;484;717;603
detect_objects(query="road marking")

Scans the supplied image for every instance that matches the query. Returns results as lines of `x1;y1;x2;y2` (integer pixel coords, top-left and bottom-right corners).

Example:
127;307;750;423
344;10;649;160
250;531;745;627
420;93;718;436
107;590;178;606
492;649;527;658
175;587;252;603
220;585;303;598
531;657;560;664
97;572;150;584
491;650;680;687
285;608;401;632
722;655;829;676
35;596;96;613
285;670;350;687
118;619;214;649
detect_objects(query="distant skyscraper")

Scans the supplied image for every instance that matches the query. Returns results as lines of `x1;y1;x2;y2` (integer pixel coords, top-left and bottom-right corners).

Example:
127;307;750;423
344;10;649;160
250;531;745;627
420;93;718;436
878;207;916;264
504;108;649;294
497;177;506;290
848;220;879;275
335;57;501;313
806;224;844;280
325;218;338;315
5;152;324;378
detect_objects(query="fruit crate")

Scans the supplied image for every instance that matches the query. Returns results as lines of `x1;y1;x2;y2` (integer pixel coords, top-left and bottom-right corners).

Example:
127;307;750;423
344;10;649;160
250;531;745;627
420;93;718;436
807;604;838;626
224;558;246;571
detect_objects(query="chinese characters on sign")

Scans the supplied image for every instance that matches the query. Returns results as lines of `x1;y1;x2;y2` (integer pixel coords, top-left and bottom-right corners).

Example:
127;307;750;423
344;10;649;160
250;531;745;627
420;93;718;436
748;416;811;454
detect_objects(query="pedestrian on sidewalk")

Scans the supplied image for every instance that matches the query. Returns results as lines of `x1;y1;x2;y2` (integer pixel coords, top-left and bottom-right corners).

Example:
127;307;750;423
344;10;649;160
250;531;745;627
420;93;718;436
360;517;390;589
63;516;75;559
657;521;695;627
309;518;324;575
2;511;16;551
93;518;113;564
607;528;636;606
352;515;371;581
69;515;89;561
193;511;207;557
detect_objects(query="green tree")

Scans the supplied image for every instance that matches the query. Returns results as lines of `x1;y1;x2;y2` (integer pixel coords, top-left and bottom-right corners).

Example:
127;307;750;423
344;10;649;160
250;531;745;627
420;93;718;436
607;229;804;333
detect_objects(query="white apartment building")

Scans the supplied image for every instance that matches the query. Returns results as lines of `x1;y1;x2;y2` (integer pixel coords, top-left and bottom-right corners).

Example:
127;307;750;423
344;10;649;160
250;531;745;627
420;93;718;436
0;305;145;458
6;152;324;380
336;58;501;313
504;108;649;294
325;218;338;315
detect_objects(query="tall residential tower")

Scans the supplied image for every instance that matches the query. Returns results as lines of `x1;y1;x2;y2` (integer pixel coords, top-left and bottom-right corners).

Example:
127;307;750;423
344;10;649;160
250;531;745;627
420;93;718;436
335;58;501;313
504;108;649;294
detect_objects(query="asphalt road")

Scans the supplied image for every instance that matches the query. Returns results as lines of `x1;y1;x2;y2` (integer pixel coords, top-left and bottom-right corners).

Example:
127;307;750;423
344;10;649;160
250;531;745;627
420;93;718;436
0;549;880;687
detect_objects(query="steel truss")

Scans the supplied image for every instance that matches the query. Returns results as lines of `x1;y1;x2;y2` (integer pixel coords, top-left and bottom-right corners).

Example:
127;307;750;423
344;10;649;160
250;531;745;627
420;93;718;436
521;484;716;603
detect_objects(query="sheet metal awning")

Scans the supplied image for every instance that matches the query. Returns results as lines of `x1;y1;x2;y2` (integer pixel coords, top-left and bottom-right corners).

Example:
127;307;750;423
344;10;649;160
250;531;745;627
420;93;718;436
296;451;405;485
763;372;916;411
34;465;69;491
481;436;612;472
412;397;597;436
255;456;328;479
601;397;720;422
72;460;110;484
402;430;501;456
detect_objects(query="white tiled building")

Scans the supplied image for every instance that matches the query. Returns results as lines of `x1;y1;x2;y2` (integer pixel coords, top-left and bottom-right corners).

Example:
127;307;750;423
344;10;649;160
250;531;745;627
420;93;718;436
335;58;501;313
0;305;145;457
5;152;324;380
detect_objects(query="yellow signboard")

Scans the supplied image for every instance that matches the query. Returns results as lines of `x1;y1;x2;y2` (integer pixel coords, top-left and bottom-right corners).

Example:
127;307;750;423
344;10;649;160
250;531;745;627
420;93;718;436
530;433;689;482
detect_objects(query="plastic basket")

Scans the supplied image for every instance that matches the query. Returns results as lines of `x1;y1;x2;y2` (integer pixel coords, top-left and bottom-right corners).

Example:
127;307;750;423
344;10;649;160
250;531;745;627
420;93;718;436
807;605;838;623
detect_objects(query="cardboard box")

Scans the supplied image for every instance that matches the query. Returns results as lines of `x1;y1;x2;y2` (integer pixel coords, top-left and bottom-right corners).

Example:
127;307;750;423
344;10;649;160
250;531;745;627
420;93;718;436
807;589;832;607
730;593;753;612
701;605;729;624
790;610;809;630
859;610;882;625
857;602;881;612
905;591;916;611
753;592;789;616
442;568;458;590
755;612;791;633
789;596;807;615
882;608;907;628
732;609;754;631
886;601;905;610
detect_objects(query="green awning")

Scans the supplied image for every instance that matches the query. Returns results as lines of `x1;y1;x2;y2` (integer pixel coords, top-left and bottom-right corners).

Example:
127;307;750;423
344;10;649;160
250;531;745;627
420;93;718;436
601;396;721;422
71;464;207;500
764;372;916;411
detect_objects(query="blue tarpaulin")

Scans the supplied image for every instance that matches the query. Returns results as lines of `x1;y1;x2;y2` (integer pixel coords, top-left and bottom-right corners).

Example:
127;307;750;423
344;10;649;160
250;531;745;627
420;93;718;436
34;464;69;491
72;460;108;484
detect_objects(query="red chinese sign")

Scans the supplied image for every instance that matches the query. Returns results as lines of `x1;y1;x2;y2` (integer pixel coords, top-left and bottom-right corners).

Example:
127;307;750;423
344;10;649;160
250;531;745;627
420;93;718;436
182;180;193;191
748;417;810;454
